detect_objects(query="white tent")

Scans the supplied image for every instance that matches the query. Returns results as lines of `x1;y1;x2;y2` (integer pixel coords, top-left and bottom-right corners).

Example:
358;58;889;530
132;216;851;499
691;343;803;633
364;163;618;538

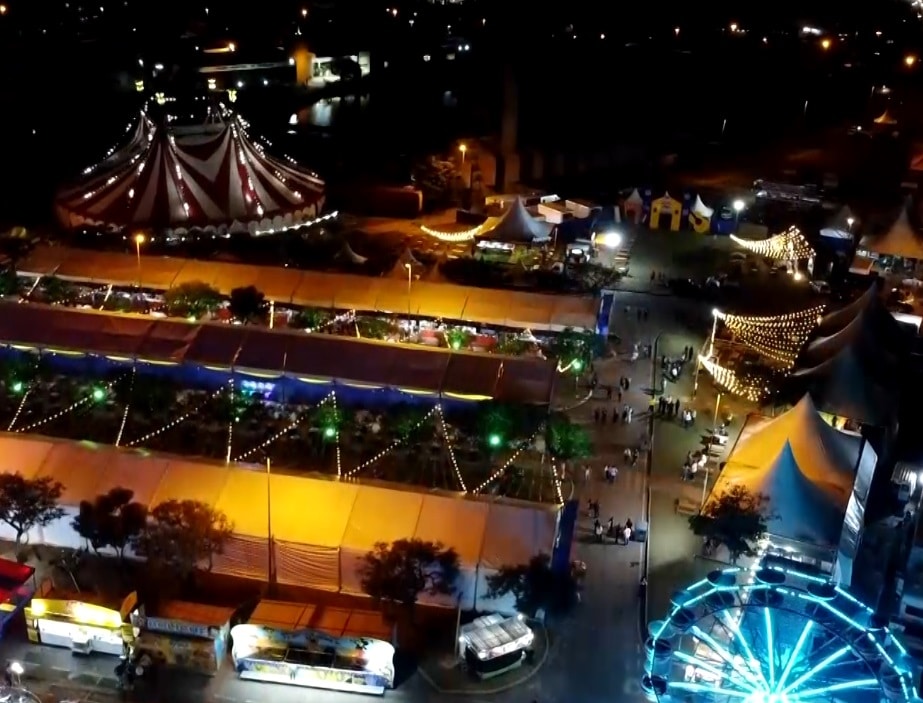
705;395;865;549
692;195;714;218
859;201;923;259
625;189;643;207
479;198;553;243
0;434;560;612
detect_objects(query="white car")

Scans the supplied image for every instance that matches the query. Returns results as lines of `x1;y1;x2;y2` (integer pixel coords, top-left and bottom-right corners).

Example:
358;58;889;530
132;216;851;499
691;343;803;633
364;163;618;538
810;280;831;294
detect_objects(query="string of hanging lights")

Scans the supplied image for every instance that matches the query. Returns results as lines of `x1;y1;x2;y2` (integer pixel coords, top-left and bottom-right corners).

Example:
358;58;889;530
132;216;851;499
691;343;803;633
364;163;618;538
719;305;824;368
698;355;766;403
420;222;488;242
730;226;815;260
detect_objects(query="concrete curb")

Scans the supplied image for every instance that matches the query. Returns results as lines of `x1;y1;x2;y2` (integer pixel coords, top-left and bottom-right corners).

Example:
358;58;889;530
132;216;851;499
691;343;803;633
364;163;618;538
416;621;551;696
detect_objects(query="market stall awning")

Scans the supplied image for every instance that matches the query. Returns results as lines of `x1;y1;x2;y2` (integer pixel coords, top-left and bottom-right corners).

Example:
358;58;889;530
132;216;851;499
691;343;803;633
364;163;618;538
16;245;597;332
0;303;557;404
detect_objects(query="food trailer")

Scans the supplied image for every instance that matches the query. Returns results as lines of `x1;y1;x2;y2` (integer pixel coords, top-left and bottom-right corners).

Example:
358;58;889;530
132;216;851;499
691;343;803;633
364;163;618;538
25;582;134;656
231;600;395;695
128;598;233;675
458;613;534;679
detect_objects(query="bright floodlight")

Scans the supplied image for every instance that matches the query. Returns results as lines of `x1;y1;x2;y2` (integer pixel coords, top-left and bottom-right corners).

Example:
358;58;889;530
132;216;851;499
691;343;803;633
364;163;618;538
600;231;622;249
8;661;22;675
732;199;745;213
712;308;721;317
847;217;855;227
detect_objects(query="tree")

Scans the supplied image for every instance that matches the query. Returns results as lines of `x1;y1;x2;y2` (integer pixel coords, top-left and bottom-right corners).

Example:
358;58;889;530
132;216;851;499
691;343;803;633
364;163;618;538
485;553;577;617
411;156;460;210
355;317;393;340
0;473;65;548
549;328;605;369
289;308;331;331
42;276;75;305
444;328;472;351
132;500;233;579
546;415;593;461
477;403;514;449
689;484;770;563
0;268;20;297
359;538;459;612
229;285;268;324
163;281;222;319
72;488;147;561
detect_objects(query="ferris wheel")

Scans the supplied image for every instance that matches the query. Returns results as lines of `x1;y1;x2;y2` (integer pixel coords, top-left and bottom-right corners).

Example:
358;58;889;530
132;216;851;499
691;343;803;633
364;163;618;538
642;564;919;703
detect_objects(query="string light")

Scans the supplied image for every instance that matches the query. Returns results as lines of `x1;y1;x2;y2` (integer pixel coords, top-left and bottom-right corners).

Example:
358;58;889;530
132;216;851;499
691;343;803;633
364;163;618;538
114;366;136;447
472;424;545;494
731;226;815;260
16;377;120;434
225;378;235;464
125;385;226;447
306;310;355;334
7;385;31;432
421;222;488;242
698;355;766;403
344;406;439;479
719;305;824;368
436;405;467;492
332;391;342;477
550;454;564;504
233;391;335;462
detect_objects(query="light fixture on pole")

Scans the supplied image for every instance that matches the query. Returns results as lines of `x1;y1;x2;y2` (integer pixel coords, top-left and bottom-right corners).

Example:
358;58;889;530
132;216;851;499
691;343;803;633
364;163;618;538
846;217;855;230
133;233;145;289
404;262;412;292
266;457;274;587
732;199;745;231
458;143;467;162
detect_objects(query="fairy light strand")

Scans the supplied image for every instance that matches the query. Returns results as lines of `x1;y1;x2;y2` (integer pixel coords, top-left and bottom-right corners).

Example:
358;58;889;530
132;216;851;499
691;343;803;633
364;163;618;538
473;424;545;494
420;222;487;242
344;406;439;479
550;454;565;505
719;305;824;368
225;379;235;464
730;226;815;260
114;366;136;447
332;391;342;477
436;405;467;493
7;385;32;432
125;385;226;447
16;376;121;434
698;355;766;403
233;391;335;462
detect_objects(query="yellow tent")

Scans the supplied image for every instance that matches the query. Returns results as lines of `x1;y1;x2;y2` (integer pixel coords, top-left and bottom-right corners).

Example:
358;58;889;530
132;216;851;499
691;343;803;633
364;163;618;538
649;192;683;231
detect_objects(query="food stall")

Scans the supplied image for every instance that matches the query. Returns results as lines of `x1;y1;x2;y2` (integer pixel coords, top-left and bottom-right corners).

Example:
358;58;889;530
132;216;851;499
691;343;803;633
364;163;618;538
128;599;234;675
0;558;36;636
230;600;395;695
25;582;134;656
458;613;534;679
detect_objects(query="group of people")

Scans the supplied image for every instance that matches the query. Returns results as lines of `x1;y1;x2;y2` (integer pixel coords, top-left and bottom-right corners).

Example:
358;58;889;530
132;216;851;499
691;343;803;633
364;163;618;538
592;514;635;544
656;395;683;418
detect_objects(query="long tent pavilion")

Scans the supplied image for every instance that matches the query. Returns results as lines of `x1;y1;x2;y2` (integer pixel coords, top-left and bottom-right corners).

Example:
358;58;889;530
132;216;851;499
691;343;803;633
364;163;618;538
704;394;876;583
16;246;598;332
791;283;906;427
0;303;557;405
55;112;325;237
0;433;558;612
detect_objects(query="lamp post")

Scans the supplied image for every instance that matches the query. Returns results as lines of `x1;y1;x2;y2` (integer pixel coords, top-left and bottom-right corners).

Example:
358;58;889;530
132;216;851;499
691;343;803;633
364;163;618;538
458;143;467;162
133;233;145;290
732;199;745;232
846;216;855;231
404;262;412;292
713;392;722;429
266;457;273;586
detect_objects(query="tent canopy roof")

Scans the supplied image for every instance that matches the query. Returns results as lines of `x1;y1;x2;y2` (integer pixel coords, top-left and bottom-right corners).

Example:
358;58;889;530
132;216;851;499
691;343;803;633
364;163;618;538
0;433;559;569
17;246;597;332
0;303;557;404
479;198;553;243
56;114;324;233
859;201;923;259
791;348;895;427
802;305;904;369
692;195;713;218
706;395;862;546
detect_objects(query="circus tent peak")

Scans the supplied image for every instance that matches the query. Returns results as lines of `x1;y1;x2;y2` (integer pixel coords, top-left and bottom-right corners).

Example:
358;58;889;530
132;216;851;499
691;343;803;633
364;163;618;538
479;198;553;243
625;188;643;205
692;194;713;218
706;394;862;546
56;114;325;236
858;198;923;259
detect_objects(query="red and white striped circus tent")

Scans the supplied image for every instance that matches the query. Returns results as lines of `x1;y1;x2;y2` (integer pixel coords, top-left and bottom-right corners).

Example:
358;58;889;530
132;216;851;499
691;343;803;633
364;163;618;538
55;113;325;236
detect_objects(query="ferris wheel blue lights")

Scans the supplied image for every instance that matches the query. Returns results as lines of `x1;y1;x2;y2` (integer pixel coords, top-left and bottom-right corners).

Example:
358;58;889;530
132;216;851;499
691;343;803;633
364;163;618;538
643;565;918;703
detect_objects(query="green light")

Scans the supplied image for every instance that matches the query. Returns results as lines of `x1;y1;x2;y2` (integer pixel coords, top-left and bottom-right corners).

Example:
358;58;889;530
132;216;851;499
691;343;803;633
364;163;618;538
11;382;23;394
451;340;461;350
92;387;106;402
488;433;502;448
324;426;336;438
572;359;583;372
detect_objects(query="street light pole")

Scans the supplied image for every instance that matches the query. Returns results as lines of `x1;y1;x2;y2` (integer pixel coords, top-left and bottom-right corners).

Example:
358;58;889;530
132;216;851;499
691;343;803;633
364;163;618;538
266;457;273;586
713;392;722;428
404;262;412;293
133;233;145;289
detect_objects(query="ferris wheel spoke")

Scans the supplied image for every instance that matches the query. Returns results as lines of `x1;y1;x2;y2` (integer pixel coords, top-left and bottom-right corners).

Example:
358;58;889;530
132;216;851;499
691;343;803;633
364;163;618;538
774;619;814;692
763;607;776;689
691;625;768;693
785;677;881;701
780;645;852;696
673;650;757;692
717;611;771;689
